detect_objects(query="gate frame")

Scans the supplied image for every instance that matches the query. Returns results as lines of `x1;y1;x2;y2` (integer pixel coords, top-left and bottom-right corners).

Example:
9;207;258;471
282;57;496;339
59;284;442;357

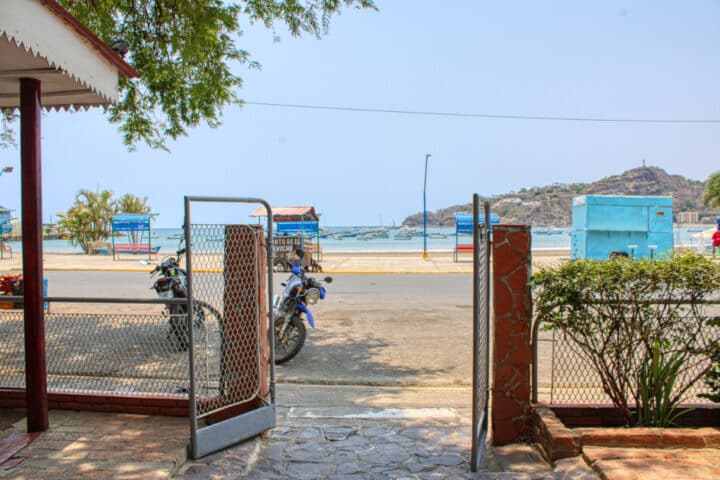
471;195;492;471
184;196;276;459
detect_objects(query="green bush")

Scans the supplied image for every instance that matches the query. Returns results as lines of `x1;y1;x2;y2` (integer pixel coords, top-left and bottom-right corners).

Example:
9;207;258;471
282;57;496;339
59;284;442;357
701;316;720;404
533;253;720;426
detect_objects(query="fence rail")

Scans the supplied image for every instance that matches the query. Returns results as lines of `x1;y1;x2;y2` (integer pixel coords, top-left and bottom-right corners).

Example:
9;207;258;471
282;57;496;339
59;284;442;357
532;299;720;405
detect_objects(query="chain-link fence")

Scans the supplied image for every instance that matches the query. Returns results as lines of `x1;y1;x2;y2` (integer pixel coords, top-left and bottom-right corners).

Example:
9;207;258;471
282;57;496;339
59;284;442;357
0;302;217;396
533;301;720;405
188;224;267;419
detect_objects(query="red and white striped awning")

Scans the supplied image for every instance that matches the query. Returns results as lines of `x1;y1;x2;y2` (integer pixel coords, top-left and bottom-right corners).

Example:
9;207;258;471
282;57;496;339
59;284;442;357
0;0;139;110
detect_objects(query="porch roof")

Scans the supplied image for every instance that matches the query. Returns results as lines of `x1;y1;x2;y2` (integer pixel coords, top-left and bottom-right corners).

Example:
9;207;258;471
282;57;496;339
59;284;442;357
0;0;139;110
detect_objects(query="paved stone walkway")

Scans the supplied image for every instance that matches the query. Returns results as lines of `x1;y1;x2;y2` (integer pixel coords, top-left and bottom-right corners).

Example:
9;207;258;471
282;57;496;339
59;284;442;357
175;407;599;479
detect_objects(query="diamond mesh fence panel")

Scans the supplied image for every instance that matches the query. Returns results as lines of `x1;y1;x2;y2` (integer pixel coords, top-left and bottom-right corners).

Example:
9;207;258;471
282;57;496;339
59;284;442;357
0;307;207;395
471;199;492;472
474;228;489;414
189;224;264;419
534;303;720;405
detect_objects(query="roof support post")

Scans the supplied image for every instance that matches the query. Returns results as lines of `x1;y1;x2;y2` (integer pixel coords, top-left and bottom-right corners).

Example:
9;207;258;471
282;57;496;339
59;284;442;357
20;77;48;432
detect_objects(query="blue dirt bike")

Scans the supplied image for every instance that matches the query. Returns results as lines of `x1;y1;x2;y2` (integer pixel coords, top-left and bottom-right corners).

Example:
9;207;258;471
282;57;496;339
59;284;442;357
273;249;333;364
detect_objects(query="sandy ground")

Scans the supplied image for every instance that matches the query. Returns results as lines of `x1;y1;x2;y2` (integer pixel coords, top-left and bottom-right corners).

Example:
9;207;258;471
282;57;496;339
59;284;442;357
0;249;571;273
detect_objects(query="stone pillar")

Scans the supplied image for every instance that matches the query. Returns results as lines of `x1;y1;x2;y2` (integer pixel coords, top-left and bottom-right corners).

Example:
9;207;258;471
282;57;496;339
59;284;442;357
492;224;532;444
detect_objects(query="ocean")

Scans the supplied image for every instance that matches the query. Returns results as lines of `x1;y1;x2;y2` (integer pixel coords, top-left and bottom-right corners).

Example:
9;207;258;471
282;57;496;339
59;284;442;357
6;225;711;254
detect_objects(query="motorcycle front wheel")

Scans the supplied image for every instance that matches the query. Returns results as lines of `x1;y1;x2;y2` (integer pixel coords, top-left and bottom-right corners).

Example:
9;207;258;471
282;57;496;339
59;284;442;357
273;258;289;272
274;315;306;364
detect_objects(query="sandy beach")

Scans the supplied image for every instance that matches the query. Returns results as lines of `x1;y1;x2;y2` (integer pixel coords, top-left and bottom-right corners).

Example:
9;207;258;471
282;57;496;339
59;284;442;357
0;248;571;274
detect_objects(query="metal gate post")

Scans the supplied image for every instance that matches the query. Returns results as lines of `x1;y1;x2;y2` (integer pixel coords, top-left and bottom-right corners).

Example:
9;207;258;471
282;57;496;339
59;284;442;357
470;195;492;472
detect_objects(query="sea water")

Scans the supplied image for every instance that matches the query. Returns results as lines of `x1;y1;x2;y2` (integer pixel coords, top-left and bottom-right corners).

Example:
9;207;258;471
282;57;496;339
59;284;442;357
6;225;710;254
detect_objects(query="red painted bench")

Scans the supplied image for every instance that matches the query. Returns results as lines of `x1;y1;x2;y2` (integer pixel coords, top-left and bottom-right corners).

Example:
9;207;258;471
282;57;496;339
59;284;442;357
113;244;160;259
454;244;473;262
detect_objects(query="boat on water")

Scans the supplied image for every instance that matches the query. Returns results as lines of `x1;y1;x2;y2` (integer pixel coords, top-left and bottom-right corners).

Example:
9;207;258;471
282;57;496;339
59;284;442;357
427;233;448;239
167;234;184;240
394;226;418;240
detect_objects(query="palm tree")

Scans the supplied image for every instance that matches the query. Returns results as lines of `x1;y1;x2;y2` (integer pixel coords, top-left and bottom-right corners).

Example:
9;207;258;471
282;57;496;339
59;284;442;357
57;189;119;253
118;193;151;215
703;172;720;209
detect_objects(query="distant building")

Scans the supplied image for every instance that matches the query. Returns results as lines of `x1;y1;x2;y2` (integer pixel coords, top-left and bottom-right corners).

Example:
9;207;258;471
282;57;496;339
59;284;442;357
497;197;522;205
0;207;12;235
676;211;699;224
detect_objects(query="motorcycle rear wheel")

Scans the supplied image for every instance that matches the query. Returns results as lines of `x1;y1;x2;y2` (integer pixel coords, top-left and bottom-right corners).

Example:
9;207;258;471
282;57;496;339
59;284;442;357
168;300;221;352
274;315;306;364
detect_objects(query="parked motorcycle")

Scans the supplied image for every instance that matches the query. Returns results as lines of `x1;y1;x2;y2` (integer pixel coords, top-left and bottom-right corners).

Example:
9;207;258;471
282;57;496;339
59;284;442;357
274;249;332;364
147;247;221;351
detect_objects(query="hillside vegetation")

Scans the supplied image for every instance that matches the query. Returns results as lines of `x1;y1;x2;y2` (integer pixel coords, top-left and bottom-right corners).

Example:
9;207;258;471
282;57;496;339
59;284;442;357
403;167;715;227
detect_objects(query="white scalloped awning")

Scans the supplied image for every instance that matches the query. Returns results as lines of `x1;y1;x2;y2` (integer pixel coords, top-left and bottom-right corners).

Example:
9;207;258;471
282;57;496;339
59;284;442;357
0;0;139;110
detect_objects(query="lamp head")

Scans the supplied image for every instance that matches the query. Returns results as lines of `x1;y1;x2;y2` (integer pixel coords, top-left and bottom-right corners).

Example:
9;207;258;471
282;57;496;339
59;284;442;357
1;167;12;173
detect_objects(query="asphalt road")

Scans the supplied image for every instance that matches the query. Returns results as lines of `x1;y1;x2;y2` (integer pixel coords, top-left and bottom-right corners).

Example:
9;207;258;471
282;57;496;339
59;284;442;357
43;271;476;390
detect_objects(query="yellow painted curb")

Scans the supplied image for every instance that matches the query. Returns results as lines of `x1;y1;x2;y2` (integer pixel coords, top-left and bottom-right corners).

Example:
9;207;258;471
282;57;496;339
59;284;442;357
30;266;473;275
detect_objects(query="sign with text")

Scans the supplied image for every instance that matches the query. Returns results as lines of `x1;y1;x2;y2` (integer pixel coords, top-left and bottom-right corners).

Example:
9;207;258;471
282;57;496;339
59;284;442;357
272;236;303;255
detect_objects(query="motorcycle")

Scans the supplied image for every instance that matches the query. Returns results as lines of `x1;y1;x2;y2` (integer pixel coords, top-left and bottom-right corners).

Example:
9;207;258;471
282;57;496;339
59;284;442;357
147;247;221;351
274;249;332;364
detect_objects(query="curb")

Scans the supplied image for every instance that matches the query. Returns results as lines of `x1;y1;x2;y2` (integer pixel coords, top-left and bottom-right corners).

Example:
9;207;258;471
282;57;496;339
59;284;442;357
14;266;474;275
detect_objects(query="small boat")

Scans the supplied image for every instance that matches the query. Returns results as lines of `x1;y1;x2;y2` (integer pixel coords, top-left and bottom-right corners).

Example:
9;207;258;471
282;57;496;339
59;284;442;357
427;233;447;239
394;232;414;240
167;234;184;240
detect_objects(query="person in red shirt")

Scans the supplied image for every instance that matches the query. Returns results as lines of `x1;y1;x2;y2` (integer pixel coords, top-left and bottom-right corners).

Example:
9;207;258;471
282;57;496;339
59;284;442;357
713;227;720;259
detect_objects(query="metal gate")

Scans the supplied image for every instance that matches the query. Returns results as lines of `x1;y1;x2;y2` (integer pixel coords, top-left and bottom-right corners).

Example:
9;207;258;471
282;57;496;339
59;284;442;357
184;196;276;459
471;194;492;472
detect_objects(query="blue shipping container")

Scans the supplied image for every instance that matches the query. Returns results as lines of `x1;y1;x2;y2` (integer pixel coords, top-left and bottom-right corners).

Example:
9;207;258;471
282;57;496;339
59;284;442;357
571;195;673;260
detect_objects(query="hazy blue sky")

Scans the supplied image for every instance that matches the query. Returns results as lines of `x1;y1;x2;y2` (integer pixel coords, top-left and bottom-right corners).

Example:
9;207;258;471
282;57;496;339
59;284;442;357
2;0;719;226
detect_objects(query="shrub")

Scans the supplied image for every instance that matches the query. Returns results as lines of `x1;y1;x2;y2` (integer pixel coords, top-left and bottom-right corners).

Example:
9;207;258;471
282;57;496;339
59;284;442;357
533;253;720;426
701;316;720;404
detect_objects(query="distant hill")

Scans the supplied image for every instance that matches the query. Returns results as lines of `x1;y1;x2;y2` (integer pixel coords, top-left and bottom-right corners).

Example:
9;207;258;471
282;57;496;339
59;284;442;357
402;167;716;227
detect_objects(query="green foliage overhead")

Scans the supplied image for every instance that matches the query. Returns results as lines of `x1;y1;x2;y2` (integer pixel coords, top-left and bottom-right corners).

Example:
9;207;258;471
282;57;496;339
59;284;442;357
533;254;720;426
56;190;151;253
703;171;720;209
0;0;376;150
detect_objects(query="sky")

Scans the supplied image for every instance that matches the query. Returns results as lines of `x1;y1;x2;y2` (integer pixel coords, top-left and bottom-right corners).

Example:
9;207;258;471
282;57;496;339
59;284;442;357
2;0;720;227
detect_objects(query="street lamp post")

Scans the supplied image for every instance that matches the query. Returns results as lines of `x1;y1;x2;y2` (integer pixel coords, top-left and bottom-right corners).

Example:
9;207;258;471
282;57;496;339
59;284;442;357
423;154;431;260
